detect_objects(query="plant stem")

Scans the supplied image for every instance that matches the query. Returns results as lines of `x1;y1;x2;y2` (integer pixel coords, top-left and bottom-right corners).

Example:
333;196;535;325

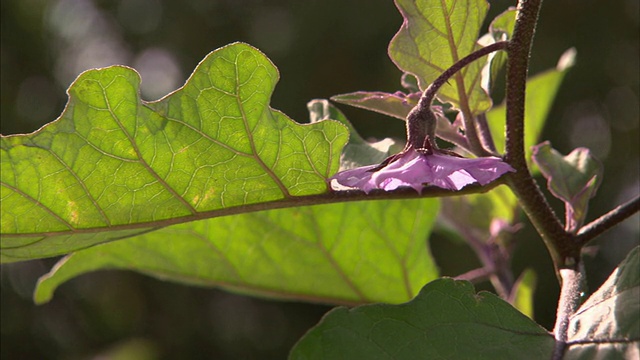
504;0;572;267
551;266;585;359
577;196;640;246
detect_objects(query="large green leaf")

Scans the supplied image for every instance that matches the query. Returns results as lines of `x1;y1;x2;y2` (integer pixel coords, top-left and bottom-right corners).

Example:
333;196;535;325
389;0;492;114
34;198;440;305
290;278;553;359
564;246;640;359
0;43;348;262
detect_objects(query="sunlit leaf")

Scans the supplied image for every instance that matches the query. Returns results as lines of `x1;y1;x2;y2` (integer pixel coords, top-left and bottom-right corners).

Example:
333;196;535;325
290;278;553;359
531;141;603;232
388;0;492;114
0;43;348;262
35;199;441;306
565;246;640;359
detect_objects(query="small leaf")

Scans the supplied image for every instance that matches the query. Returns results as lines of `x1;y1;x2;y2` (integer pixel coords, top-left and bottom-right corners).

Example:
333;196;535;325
34;199;440;305
307;99;397;170
480;8;517;93
1;43;348;262
531;141;603;232
330;91;420;120
289;278;553;359
565;246;640;359
388;0;492;114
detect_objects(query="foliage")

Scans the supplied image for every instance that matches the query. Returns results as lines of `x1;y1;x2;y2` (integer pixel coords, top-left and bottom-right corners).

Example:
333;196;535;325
1;0;638;359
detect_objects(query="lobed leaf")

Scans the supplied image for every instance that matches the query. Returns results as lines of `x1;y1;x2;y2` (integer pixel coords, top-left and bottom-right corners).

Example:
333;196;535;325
564;246;640;359
388;0;492;114
289;278;553;359
0;43;349;262
34;199;441;306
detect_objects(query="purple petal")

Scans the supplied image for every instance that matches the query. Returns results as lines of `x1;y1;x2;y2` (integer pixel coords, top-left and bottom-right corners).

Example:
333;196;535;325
330;149;515;193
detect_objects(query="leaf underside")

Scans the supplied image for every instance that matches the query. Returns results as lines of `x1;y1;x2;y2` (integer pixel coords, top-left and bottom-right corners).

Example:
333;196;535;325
35;198;441;306
1;43;348;262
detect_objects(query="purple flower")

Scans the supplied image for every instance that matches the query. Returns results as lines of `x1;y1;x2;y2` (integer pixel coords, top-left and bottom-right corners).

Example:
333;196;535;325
330;149;515;193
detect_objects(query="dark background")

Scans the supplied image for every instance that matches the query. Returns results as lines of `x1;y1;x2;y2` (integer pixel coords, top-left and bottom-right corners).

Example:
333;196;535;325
1;0;638;359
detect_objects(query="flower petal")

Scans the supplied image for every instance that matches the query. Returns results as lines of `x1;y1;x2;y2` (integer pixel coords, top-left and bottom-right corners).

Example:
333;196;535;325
330;149;514;192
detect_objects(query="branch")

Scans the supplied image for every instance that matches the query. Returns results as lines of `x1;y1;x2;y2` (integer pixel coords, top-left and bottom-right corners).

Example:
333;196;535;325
577;196;640;246
504;0;571;267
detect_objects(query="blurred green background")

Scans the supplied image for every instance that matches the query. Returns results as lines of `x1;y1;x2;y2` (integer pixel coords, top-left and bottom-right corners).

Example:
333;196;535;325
1;0;638;359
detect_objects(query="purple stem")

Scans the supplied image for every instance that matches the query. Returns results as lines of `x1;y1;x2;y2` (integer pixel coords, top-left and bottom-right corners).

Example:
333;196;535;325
577;196;640;246
504;0;571;267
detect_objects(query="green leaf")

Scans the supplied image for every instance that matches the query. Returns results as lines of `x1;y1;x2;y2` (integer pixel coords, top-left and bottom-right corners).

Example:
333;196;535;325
1;43;348;262
307;99;398;169
289;278;553;359
330;91;419;120
34;198;440;305
511;268;537;319
531;141;603;232
388;0;492;114
565;246;640;359
486;48;576;164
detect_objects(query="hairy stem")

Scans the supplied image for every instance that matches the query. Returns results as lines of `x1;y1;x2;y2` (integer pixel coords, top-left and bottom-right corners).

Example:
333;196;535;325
406;41;508;150
551;266;585;359
505;0;571;267
577;196;640;246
